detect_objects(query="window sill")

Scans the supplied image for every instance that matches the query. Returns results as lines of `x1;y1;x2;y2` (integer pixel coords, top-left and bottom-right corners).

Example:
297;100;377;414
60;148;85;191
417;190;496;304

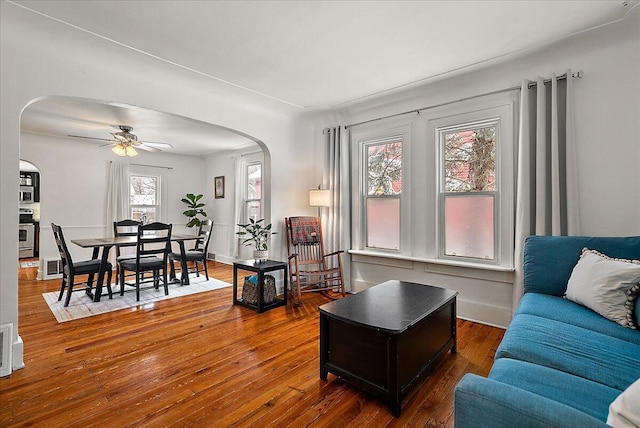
348;249;515;273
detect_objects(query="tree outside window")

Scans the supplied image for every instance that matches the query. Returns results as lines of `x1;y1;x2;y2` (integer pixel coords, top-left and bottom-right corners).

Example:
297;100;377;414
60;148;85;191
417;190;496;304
441;124;497;260
130;175;159;223
365;138;402;250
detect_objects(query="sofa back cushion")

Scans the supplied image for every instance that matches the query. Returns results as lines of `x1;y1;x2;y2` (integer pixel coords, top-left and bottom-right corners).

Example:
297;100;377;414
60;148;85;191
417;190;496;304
523;235;640;296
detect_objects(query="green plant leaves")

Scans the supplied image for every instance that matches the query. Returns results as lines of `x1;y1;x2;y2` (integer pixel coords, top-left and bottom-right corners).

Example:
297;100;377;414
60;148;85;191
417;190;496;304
182;193;207;228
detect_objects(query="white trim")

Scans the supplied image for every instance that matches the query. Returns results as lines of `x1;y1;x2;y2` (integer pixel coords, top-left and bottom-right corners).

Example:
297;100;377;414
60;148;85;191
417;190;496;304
0;323;13;377
349;249;514;273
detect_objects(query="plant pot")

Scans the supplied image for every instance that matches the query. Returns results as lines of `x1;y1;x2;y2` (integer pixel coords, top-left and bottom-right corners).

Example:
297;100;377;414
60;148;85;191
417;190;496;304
253;249;269;262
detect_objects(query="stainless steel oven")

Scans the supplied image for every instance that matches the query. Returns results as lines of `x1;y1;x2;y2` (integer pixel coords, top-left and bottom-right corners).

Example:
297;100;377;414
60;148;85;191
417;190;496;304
19;223;35;258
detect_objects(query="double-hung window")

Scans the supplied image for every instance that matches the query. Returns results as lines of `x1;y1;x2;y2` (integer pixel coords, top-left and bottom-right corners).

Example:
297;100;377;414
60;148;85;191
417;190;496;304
364;137;403;250
350;92;515;270
439;121;498;261
245;161;262;221
431;96;515;268
130;174;160;223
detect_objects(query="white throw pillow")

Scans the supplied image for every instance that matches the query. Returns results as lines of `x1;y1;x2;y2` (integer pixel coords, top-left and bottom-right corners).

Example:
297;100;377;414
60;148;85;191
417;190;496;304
565;248;640;329
607;378;640;428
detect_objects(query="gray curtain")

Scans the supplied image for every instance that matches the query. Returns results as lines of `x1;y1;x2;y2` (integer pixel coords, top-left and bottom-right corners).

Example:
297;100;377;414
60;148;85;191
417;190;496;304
513;70;581;309
324;126;351;291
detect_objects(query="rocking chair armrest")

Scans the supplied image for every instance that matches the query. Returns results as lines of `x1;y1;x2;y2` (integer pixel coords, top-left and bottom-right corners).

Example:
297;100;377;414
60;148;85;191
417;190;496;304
322;250;344;259
288;253;300;261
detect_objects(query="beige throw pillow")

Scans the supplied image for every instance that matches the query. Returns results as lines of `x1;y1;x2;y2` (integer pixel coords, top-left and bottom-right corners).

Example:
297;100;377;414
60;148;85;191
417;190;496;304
607;378;640;428
565;248;640;329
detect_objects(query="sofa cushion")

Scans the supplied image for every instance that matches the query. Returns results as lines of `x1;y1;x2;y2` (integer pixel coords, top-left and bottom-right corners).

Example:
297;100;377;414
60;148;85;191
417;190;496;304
565;248;640;329
495;314;640;390
516;293;640;345
523;236;640;297
489;358;621;421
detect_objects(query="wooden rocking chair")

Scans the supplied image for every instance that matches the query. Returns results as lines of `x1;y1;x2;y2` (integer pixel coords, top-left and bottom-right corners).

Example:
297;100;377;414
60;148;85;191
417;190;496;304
285;216;345;306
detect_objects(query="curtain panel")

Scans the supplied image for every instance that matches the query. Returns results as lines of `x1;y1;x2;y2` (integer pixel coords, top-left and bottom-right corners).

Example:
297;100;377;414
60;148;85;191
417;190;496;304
105;162;130;236
324;126;351;291
513;70;581;310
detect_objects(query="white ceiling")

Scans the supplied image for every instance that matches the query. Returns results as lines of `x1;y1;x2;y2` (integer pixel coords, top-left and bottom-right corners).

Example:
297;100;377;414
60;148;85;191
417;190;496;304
14;0;638;155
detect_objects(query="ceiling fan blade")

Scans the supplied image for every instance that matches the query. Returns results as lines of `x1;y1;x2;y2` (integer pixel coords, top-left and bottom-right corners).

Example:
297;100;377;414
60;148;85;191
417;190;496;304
99;142;118;148
68;134;115;142
111;133;129;143
137;144;161;153
138;140;174;149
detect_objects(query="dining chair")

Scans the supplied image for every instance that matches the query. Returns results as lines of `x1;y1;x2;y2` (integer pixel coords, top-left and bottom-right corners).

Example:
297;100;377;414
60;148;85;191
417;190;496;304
113;219;142;286
117;222;172;301
284;216;345;306
51;223;113;307
169;219;213;284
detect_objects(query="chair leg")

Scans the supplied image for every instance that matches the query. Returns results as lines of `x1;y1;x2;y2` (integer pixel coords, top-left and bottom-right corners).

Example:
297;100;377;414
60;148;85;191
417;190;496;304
169;258;176;282
135;272;140;301
58;274;67;301
203;260;209;281
106;269;113;299
120;267;126;296
64;273;75;307
162;268;169;296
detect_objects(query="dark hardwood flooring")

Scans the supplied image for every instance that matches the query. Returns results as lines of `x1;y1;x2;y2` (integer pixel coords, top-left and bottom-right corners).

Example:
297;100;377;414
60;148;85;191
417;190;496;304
2;260;504;427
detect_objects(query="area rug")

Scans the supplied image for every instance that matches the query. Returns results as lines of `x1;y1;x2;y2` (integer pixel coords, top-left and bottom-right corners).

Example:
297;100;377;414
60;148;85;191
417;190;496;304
43;274;231;323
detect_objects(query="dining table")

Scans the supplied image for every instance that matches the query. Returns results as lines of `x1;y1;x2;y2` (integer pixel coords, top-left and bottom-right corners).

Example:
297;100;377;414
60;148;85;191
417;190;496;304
71;233;201;302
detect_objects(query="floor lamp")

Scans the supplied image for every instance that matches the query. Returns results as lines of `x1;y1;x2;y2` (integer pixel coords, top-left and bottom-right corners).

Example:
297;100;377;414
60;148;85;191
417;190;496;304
309;186;330;218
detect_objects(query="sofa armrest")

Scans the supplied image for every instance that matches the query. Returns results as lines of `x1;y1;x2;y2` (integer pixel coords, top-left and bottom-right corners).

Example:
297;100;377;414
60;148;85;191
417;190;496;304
454;374;609;428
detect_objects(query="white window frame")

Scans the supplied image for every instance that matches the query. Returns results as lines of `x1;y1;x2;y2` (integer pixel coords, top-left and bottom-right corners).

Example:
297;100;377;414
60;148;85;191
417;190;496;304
429;96;516;269
244;160;262;222
129;166;168;223
351;124;411;255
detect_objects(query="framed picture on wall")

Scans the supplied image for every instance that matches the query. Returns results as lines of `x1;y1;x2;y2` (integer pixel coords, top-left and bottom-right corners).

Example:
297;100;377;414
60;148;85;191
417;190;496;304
215;176;225;199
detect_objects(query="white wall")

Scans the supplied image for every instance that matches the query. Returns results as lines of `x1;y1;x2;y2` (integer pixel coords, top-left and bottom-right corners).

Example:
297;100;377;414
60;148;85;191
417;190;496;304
299;7;640;327
1;3;310;371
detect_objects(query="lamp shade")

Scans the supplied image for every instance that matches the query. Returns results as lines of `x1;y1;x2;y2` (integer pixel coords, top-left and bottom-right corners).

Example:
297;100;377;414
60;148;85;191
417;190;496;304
111;144;127;156
309;189;330;207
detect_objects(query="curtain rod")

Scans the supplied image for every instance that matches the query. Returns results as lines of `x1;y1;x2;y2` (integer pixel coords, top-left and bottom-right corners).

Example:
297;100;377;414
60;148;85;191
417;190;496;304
110;161;173;170
344;70;583;130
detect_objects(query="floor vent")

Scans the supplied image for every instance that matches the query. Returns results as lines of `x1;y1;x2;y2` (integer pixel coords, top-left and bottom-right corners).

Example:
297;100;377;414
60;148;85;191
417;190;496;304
0;323;13;377
43;258;64;279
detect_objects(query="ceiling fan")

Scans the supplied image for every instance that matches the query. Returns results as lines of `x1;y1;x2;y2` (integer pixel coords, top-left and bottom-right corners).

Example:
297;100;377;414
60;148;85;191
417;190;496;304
68;125;173;157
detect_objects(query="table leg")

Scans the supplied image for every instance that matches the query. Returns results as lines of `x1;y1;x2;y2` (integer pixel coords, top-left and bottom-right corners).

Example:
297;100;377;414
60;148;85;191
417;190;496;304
257;270;264;313
319;313;328;380
93;245;113;302
283;265;288;306
232;265;239;305
178;241;189;285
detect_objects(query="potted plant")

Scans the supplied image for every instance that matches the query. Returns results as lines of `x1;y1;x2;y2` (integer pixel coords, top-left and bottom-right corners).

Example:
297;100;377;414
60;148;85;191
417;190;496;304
236;218;276;261
181;193;207;228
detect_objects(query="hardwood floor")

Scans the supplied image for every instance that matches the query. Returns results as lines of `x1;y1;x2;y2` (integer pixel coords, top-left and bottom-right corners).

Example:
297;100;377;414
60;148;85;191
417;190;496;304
3;261;504;427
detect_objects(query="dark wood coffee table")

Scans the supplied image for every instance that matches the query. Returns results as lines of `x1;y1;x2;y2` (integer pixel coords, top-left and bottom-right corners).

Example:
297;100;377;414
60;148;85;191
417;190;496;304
319;280;458;417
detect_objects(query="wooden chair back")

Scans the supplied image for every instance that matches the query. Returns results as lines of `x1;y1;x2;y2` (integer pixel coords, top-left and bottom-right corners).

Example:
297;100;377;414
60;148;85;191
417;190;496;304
193;219;214;253
285;216;325;269
135;222;172;265
51;223;72;272
113;219;142;257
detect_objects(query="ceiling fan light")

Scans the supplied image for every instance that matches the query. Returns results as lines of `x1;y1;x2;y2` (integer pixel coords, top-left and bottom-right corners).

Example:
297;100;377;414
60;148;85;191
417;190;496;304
125;145;138;157
111;144;127;156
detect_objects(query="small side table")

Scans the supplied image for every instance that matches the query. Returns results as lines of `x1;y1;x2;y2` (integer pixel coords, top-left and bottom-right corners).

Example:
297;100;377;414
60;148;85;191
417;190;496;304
233;259;288;313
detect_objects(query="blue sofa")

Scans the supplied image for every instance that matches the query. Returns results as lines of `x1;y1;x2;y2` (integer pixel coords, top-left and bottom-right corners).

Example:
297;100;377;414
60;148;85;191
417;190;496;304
454;235;640;428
